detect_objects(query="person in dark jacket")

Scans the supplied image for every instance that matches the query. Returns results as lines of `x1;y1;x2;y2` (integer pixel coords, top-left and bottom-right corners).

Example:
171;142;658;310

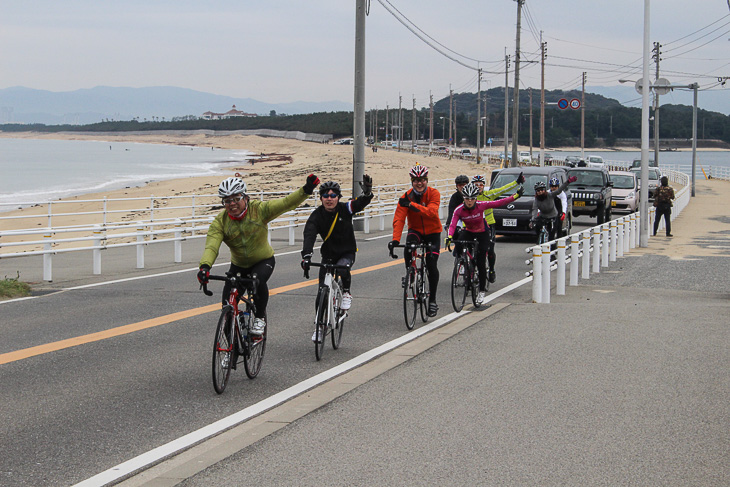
301;176;373;338
653;175;675;237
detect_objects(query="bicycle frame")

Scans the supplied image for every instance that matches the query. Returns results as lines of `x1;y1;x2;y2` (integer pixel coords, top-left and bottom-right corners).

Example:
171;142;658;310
307;261;350;360
390;241;431;328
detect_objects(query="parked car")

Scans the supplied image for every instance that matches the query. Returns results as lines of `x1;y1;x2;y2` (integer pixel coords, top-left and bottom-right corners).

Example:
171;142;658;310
630;167;662;200
609;171;640;213
333;138;353;145
518;151;532;164
544;152;554;164
564;155;581;167
489;166;572;236
586;155;605;167
460;149;472;157
630;158;658;169
567;166;613;224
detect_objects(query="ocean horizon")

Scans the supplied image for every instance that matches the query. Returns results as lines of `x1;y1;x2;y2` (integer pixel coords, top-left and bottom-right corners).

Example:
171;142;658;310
0;138;252;210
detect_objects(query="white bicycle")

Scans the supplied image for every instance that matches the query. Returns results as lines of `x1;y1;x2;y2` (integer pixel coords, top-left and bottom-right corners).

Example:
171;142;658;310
305;262;350;361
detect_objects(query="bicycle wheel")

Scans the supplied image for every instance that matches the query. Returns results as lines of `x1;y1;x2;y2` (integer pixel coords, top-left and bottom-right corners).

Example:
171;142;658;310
470;261;481;309
331;284;345;350
242;306;266;379
538;226;549;245
212;306;234;394
418;267;430;323
450;257;468;312
403;268;417;330
314;287;328;361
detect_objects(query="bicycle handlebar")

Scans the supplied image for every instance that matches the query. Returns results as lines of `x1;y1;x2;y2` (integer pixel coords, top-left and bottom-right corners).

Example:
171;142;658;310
200;272;260;297
388;241;432;259
307;262;352;271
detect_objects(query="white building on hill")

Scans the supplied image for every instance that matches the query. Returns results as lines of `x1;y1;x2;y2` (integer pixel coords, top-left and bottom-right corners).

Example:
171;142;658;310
201;105;257;120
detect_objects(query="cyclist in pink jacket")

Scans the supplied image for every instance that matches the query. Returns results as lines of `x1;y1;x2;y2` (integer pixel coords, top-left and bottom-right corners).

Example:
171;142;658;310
445;182;524;304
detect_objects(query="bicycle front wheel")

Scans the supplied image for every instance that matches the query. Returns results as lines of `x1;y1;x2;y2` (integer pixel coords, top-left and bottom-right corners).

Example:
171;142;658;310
451;258;468;312
331;286;345;350
403;269;417;330
314;287;328;360
470;263;481;309
212;306;234;394
418;268;430;323
242;307;266;379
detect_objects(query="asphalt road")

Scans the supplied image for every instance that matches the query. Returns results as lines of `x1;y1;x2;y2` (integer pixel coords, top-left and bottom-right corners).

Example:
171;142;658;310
2;216;604;486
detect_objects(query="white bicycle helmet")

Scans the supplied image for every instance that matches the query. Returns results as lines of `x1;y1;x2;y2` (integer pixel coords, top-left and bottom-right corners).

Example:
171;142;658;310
461;183;481;199
218;177;247;198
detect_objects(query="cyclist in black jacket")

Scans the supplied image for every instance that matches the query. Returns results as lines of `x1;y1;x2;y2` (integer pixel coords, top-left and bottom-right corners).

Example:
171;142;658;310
301;176;374;332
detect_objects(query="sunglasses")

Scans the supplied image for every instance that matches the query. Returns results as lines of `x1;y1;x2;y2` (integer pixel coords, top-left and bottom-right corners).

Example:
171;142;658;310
412;177;428;183
321;192;339;199
464;197;477;201
222;195;244;205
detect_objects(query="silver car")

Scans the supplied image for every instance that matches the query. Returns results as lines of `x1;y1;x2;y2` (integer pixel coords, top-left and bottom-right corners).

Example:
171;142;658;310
609;171;639;213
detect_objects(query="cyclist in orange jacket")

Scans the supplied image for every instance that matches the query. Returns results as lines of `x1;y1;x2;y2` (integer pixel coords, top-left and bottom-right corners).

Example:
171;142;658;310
388;163;443;317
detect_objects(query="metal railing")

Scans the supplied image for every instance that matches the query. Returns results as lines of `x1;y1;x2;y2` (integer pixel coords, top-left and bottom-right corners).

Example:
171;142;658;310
526;169;691;303
0;179;456;281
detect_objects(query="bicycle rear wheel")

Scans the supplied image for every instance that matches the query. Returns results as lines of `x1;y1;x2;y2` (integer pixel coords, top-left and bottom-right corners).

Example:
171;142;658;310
331;285;345;350
242;307;266;379
450;258;468;312
418;267;430;323
314;287;328;360
212;306;234;394
470;262;481;309
403;269;417;330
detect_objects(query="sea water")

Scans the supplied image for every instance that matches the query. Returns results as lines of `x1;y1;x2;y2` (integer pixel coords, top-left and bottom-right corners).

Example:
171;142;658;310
0;138;252;210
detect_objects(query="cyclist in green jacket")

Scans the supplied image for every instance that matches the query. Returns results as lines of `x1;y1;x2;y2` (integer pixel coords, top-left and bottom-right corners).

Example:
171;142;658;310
198;174;320;335
472;171;524;283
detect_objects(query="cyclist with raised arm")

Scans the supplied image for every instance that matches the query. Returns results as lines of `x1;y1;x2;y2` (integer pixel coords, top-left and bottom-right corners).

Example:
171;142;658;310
531;176;576;242
197;174;320;336
473;171;525;283
301;176;374;342
445;174;470;257
445;183;524;305
550;177;569;239
388;163;443;317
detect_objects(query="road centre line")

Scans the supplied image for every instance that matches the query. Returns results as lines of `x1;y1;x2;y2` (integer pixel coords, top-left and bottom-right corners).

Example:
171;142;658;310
0;257;404;366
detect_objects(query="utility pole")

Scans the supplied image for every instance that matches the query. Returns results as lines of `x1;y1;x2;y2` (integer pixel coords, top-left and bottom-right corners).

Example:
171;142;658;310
652;41;662;165
411;95;416;153
385;104;389;147
483;95;488;152
510;0;524;168
528;87;533;162
353;0;366;206
540;38;546;166
477;68;482;163
429;92;434;150
581;72;586;160
398;94;402;151
504;52;510;166
449;87;454;150
374;107;378;144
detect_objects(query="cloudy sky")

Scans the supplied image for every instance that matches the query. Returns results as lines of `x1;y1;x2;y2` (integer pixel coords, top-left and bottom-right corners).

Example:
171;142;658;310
2;0;728;110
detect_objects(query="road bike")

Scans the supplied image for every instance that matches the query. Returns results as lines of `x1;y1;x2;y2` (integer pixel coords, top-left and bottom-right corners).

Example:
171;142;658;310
306;261;350;361
447;238;484;312
389;241;432;330
531;215;553;246
202;273;266;394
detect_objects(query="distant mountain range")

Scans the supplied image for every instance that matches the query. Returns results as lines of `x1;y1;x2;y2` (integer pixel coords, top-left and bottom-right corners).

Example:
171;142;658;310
0;86;354;125
0;84;727;126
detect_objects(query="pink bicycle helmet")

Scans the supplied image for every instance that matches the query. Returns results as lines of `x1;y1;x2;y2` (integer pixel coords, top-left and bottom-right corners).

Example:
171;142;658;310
409;163;429;179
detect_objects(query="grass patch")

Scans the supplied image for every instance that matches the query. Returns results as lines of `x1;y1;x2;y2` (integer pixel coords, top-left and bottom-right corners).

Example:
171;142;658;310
0;273;31;299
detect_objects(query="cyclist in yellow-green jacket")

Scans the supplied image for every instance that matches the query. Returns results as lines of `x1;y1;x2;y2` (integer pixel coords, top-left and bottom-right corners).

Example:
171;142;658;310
198;174;320;336
471;172;524;283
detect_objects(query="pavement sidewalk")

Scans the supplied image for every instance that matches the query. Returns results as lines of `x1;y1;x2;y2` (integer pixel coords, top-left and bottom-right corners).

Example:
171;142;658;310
112;179;729;486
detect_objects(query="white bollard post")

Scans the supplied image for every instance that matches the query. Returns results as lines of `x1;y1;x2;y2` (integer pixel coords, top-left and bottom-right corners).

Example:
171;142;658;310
629;214;637;249
570;234;579;286
557;238;566;295
633;212;640;248
582;230;591;279
542;243;551;304
601;223;609;267
610;220;617;262
93;225;102;274
624;218;631;254
379;210;385;231
191;194;197;236
532;246;542;303
43;232;53;282
288;221;295;246
136;226;145;269
267;227;272;245
174;219;183;263
592;227;601;273
617;217;625;258
363;209;370;234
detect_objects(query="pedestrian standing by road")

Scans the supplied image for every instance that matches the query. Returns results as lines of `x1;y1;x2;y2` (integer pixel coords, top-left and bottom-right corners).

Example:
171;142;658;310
653;176;675;237
389;163;443;317
301;176;374;341
197;174;320;336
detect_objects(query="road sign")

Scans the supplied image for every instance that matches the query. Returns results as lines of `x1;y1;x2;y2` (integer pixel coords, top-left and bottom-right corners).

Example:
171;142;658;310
570;98;581;109
487;138;493;144
634;79;645;95
558;98;569;110
654;78;671;96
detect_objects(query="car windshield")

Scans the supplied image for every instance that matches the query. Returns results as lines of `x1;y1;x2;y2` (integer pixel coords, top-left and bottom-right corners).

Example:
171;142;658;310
588;157;602;163
568;170;604;186
491;173;547;197
610;175;635;189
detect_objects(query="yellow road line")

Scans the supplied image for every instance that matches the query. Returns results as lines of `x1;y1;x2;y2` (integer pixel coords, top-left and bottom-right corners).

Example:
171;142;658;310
1;257;408;365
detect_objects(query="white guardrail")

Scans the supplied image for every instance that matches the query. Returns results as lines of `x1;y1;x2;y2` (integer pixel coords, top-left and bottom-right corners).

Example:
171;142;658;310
0;179;459;281
526;169;692;303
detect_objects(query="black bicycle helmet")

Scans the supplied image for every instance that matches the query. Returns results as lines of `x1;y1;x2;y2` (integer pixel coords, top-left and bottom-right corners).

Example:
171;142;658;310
455;174;469;185
461;182;481;199
319;181;341;196
534;181;547;191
